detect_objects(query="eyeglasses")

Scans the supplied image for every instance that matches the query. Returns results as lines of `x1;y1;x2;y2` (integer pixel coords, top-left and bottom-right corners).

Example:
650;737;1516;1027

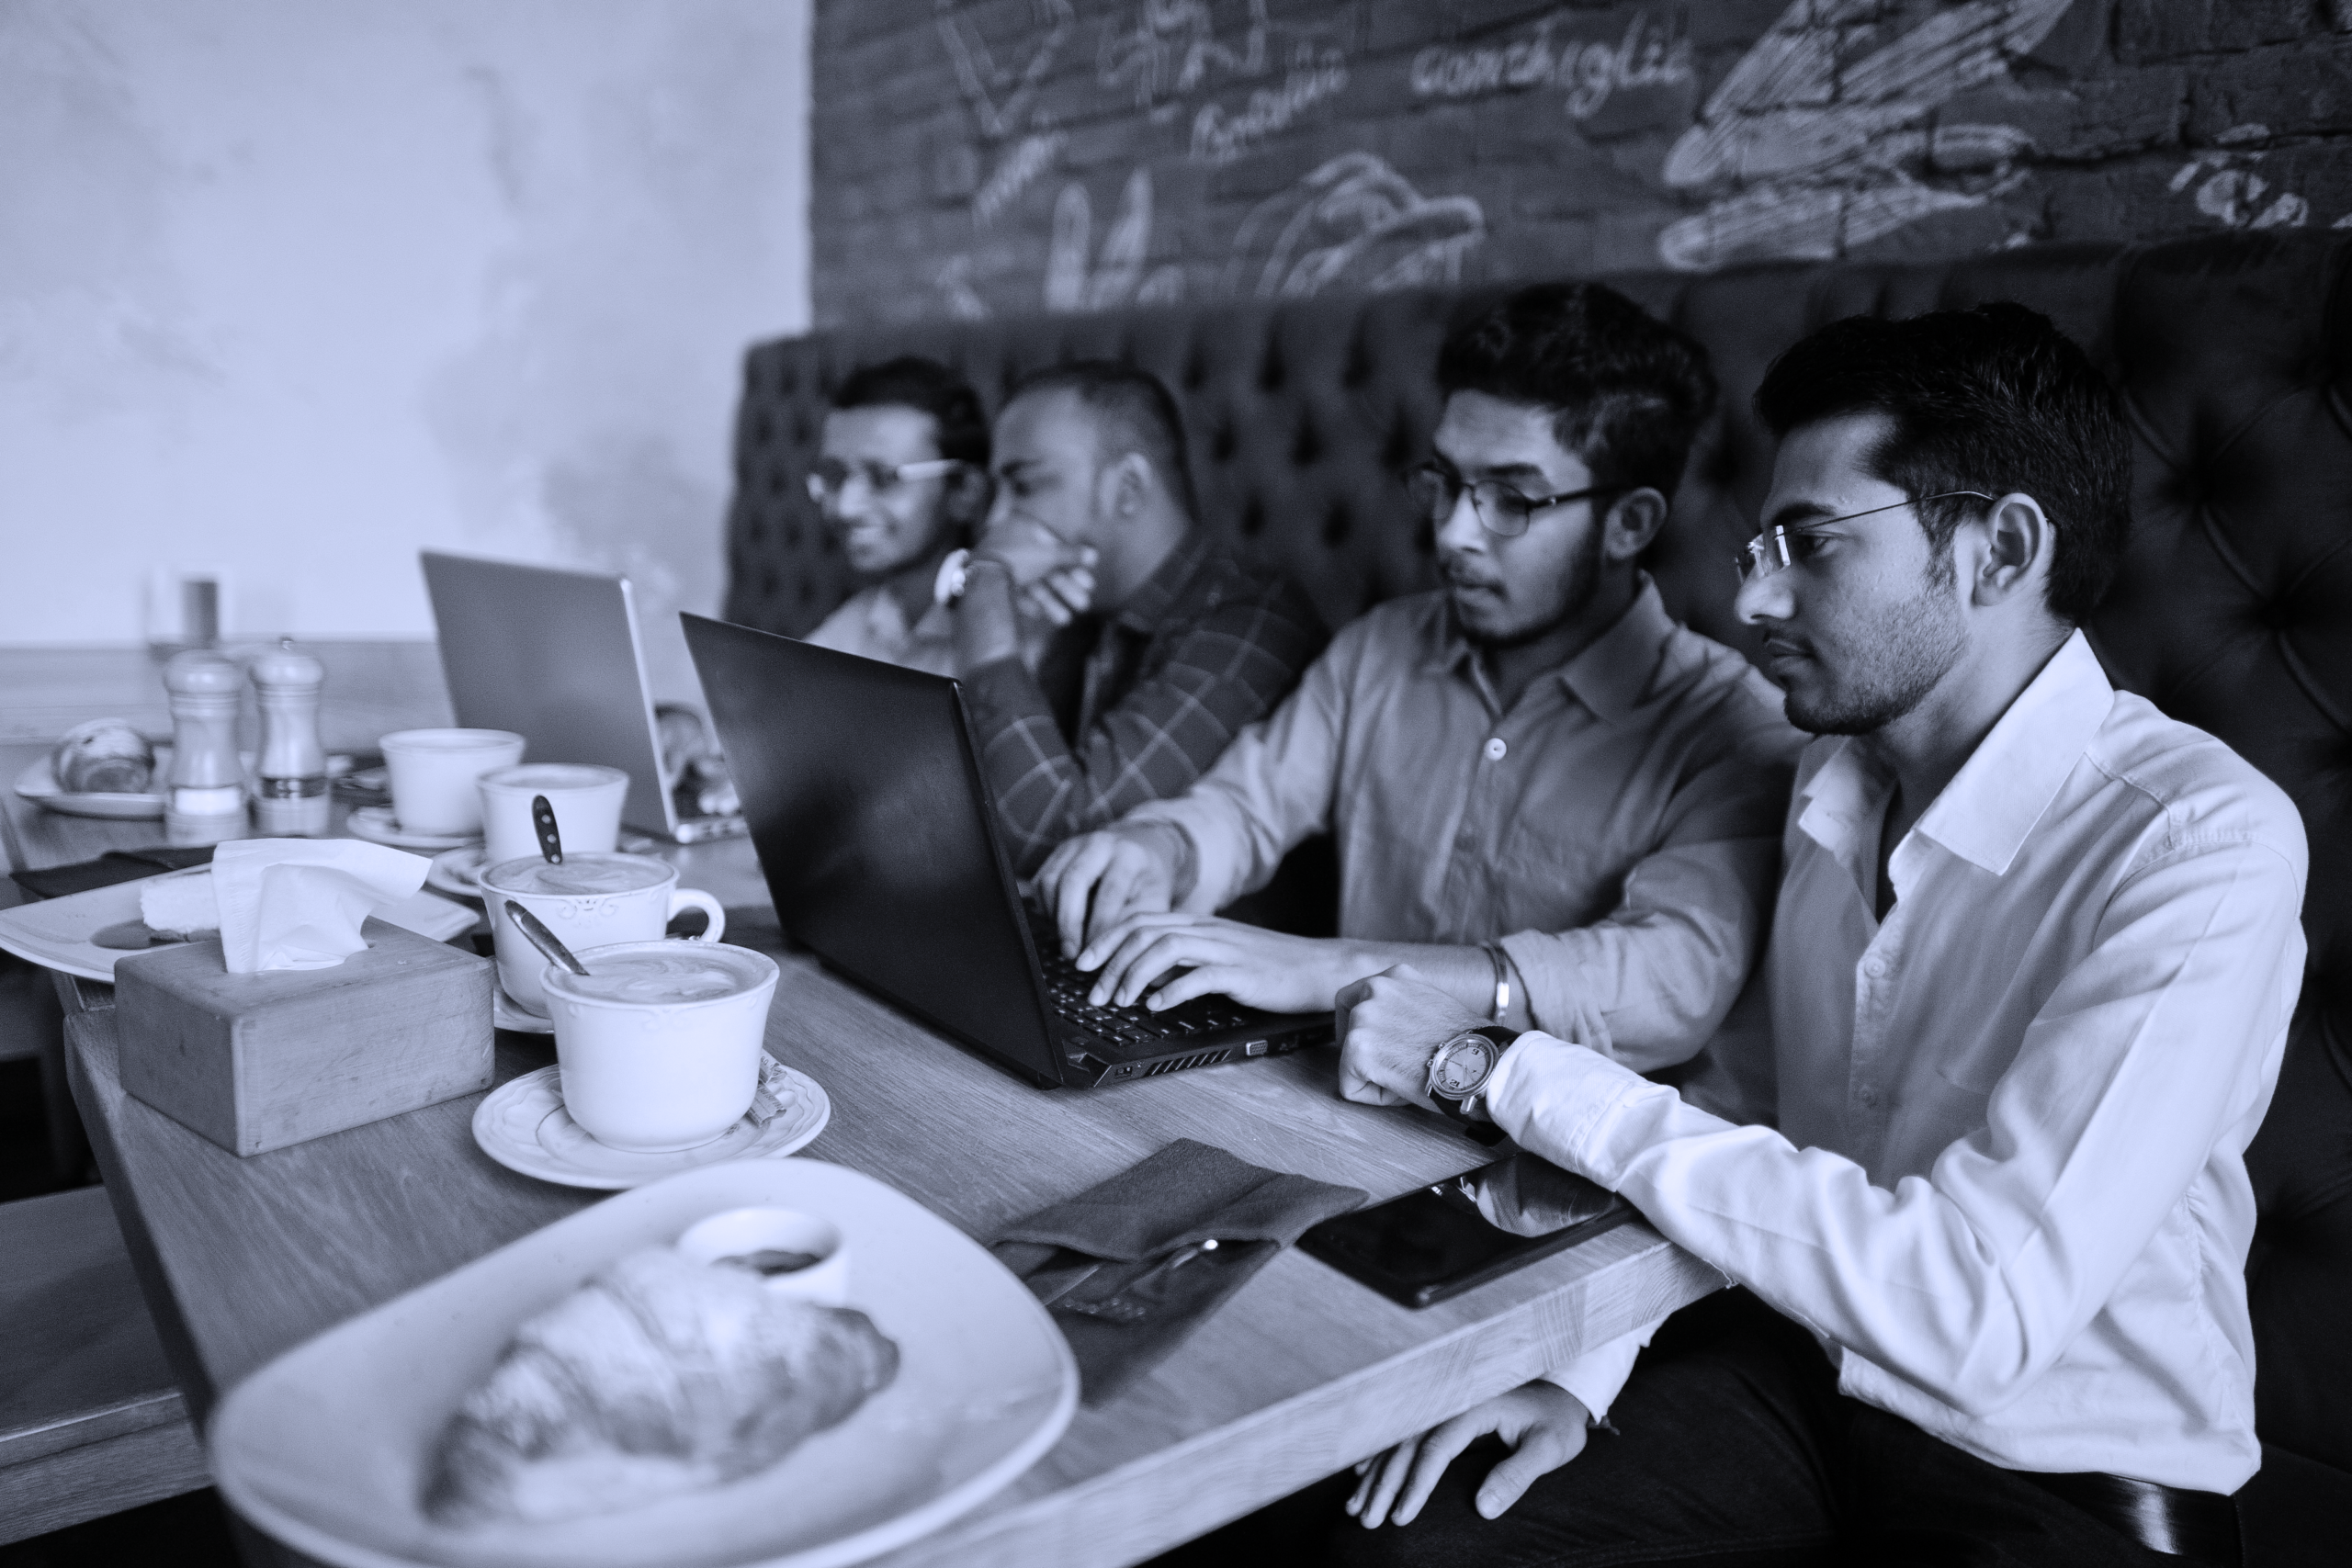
805;457;965;506
1734;491;1996;582
1405;463;1621;539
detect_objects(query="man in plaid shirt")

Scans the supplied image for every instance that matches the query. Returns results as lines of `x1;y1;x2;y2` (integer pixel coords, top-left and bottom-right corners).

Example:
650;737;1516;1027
933;361;1326;874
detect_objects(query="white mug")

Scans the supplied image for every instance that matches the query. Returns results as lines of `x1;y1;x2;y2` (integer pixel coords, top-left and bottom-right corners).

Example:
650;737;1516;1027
478;763;630;867
541;941;779;1152
481;852;726;1016
379;728;526;837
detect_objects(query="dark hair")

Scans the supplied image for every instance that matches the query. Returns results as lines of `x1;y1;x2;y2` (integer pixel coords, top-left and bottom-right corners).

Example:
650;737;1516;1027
831;356;989;468
1004;359;1197;518
1436;282;1717;502
1753;303;2131;626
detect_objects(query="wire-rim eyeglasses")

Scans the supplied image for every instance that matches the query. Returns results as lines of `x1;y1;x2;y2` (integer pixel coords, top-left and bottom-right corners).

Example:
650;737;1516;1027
1733;491;1996;583
1406;463;1623;539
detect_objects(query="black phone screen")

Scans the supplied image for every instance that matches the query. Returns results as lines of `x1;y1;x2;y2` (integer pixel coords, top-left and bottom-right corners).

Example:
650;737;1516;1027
1296;1155;1634;1308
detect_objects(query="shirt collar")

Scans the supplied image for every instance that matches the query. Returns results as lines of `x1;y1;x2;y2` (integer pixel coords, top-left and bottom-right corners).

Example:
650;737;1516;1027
1912;628;2115;875
1419;575;1676;728
1793;628;2116;877
1112;527;1215;635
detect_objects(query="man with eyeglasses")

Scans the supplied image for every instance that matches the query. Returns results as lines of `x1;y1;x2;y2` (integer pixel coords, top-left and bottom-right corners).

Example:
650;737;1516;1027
1037;284;1800;1102
801;357;997;676
1331;304;2304;1566
935;359;1326;874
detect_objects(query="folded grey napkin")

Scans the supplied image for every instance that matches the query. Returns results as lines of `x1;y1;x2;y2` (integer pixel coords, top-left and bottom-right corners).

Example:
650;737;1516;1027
991;1138;1367;1404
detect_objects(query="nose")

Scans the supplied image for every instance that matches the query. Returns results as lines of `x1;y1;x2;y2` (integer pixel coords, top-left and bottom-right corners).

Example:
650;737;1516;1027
1734;558;1792;626
1433;487;1485;557
981;479;1014;533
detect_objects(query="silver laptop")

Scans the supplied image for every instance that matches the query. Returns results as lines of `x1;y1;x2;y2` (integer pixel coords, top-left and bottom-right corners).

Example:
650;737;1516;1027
419;552;746;843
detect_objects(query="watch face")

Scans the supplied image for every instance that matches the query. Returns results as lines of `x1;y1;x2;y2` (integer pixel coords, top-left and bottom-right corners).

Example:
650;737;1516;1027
1430;1032;1498;1097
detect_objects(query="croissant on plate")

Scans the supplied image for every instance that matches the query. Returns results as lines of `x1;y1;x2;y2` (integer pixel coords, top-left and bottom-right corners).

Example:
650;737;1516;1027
51;718;154;795
424;1247;899;1527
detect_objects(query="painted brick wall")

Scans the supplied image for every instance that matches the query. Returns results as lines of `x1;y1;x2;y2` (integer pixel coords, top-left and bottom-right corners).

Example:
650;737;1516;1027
810;1;2352;328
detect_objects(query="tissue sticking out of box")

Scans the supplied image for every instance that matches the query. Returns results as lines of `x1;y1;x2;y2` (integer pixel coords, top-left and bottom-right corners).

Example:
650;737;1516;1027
163;840;434;973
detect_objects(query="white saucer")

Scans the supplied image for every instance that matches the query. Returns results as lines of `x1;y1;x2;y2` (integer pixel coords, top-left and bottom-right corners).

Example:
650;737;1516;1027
424;843;490;897
471;1059;830;1190
492;987;553;1034
345;806;479;852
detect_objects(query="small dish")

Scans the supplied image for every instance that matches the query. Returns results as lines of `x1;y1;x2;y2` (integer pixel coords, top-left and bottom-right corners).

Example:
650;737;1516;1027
0;874;480;984
425;845;491;899
492;988;553;1035
209;1158;1076;1568
676;1207;850;1305
348;807;480;852
12;745;246;820
470;1060;829;1190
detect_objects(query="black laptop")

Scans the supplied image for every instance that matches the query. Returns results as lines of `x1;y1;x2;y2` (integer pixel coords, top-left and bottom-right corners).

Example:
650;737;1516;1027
683;614;1333;1089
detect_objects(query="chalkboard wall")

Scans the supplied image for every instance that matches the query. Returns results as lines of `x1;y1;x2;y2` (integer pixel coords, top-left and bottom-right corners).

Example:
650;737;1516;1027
812;2;2352;328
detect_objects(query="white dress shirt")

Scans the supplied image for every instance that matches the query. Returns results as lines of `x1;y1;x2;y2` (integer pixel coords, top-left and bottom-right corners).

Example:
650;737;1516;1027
1492;631;2307;1490
801;584;957;677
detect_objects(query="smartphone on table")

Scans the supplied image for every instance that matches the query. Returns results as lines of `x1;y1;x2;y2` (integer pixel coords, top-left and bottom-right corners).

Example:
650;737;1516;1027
1297;1154;1634;1309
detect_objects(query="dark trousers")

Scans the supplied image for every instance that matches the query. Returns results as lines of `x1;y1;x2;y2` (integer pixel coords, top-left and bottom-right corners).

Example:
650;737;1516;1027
1323;1290;2191;1568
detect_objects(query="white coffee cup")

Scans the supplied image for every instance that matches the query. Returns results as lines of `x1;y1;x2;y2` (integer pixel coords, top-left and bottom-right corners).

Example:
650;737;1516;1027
478;763;630;868
674;1207;849;1305
481;852;727;1016
379;728;526;837
541;941;779;1152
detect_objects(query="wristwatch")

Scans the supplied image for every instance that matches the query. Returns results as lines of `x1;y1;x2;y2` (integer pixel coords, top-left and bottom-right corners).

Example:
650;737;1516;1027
1427;1024;1518;1124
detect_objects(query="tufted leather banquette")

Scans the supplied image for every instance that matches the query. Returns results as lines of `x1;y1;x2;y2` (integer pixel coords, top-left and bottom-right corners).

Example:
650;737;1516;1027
725;233;2351;1555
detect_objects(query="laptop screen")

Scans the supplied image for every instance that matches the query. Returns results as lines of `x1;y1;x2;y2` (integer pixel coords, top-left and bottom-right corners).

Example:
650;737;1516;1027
420;552;674;836
683;614;1065;1087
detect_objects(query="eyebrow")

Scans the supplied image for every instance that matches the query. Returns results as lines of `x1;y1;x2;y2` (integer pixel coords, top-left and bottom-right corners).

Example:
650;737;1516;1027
1432;454;1555;484
995;456;1044;479
1762;499;1841;532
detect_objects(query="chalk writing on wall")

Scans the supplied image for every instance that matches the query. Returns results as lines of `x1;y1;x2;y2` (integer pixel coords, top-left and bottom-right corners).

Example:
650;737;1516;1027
2169;125;2335;231
1046;167;1186;311
1098;0;1267;115
1656;0;2073;271
1408;7;1690;123
1228;153;1484;301
975;130;1067;227
1191;44;1348;165
937;0;1073;143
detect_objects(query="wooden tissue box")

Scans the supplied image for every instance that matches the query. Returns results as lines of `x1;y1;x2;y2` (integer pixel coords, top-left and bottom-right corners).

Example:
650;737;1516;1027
115;917;494;1156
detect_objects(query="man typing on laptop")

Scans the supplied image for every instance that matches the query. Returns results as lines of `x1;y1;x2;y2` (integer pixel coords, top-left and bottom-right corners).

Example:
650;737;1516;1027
1038;284;1802;1077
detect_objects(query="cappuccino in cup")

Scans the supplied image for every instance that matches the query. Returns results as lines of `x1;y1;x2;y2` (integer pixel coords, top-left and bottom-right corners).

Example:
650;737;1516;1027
481;852;727;1015
379;728;526;837
478;762;630;867
543;941;779;1152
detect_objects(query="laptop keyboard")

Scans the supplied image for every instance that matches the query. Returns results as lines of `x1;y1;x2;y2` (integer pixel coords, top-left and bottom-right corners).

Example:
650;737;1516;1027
1034;939;1260;1051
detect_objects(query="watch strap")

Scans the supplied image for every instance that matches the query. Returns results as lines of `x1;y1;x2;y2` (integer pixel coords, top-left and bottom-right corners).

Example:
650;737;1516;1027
1430;1024;1518;1123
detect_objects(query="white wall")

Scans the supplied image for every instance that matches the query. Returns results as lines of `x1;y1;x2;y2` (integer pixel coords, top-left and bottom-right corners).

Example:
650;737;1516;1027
0;0;810;704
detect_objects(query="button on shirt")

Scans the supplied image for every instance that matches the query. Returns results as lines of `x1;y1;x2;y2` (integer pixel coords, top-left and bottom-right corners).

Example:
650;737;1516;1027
1124;579;1803;1065
1487;632;2309;1490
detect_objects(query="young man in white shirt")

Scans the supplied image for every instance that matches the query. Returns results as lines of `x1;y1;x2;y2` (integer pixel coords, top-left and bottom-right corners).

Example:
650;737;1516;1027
1331;304;2307;1566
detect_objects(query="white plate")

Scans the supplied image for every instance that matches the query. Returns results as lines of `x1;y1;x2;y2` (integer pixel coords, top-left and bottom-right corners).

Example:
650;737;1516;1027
348;807;481;852
425;845;491;899
492;988;553;1034
0;874;481;983
209;1159;1077;1568
14;746;268;819
472;1061;829;1190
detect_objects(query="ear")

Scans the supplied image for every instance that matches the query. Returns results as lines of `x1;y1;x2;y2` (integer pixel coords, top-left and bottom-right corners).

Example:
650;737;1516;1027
942;464;991;529
1094;452;1152;521
1600;487;1670;562
1968;492;2054;611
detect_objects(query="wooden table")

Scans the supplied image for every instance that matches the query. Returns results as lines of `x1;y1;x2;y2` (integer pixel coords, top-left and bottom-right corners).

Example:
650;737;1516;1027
19;749;1724;1568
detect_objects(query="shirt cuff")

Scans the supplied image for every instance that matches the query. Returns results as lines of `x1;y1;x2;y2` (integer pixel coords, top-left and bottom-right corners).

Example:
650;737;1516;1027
1484;1031;1659;1188
1534;1319;1657;1425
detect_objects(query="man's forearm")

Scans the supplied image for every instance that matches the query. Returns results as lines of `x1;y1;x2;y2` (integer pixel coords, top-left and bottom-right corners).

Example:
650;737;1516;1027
1330;941;1528;1026
949;559;1023;671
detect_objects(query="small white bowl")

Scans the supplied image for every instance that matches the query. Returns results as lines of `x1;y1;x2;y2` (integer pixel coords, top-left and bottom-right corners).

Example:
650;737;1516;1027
675;1206;849;1305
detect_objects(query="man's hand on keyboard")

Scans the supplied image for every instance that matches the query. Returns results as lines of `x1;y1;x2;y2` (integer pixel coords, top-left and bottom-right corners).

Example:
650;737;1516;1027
1037;823;1193;958
1077;912;1363;1015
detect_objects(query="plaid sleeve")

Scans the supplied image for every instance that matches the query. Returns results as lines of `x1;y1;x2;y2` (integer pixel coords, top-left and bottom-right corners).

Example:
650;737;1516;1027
962;578;1327;876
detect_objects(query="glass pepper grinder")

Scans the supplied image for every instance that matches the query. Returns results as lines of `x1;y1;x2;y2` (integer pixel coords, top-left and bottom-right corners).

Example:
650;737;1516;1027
163;649;247;845
251;642;328;837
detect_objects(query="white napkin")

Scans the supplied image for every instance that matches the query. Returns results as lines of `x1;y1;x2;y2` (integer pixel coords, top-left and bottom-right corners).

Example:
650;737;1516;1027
211;840;431;974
